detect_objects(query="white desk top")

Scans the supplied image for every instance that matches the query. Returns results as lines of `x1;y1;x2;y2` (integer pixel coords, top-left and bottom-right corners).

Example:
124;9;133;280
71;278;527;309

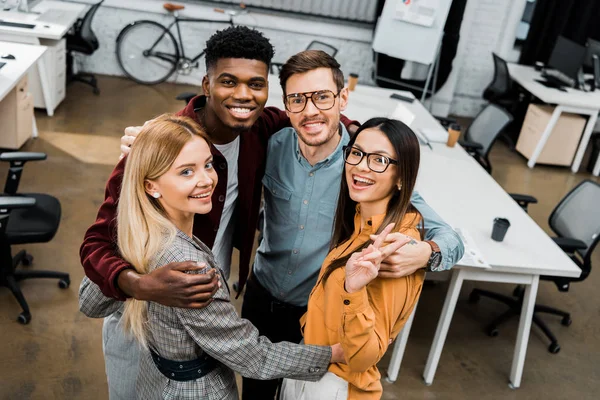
416;146;581;278
0;0;86;40
508;63;600;111
0;41;46;99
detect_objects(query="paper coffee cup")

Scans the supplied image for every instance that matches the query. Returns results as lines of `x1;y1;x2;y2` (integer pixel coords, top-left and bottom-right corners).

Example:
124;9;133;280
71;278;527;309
348;73;359;91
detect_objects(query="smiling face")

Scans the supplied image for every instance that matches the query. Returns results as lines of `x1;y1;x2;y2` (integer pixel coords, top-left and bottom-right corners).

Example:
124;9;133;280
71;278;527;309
145;136;218;224
202;58;269;133
284;67;348;149
345;128;400;216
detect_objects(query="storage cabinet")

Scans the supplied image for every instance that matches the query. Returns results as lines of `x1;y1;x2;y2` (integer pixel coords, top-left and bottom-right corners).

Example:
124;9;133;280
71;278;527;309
29;38;66;111
516;104;587;167
0;75;34;149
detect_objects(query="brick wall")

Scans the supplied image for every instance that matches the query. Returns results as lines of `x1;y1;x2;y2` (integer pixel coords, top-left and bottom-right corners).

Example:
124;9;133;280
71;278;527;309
78;0;523;117
449;0;517;116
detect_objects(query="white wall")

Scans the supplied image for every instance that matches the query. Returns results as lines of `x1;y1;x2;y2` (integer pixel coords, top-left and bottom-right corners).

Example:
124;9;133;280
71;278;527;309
77;0;525;117
444;0;525;116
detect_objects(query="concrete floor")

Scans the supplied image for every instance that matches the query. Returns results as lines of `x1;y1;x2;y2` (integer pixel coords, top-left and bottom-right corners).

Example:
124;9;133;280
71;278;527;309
0;76;599;400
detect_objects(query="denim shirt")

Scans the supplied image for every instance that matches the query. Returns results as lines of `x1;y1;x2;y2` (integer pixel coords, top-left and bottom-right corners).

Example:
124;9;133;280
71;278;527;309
253;125;464;307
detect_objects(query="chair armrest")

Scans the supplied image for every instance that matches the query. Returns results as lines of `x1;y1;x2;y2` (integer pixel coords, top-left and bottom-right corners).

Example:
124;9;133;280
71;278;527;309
458;140;483;151
0;152;47;163
270;63;283;75
552;237;588;253
175;92;198;104
1;152;47;195
509;193;538;212
434;116;457;126
0;195;36;210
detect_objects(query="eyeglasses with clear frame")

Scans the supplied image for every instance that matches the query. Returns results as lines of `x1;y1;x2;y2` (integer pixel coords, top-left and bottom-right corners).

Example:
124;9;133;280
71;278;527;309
343;146;398;173
284;90;341;113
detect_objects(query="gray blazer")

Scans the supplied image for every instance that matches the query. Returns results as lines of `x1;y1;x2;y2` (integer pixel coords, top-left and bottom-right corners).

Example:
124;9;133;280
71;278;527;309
79;230;330;400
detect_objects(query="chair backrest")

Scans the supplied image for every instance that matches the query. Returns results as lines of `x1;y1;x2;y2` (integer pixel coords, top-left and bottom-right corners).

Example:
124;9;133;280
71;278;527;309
483;53;512;100
549;180;600;269
465;103;513;157
306;40;338;57
78;1;104;52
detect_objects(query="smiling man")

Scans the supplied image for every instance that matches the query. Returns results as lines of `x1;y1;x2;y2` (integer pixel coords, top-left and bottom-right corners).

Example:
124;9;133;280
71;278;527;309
240;50;465;399
80;26;286;400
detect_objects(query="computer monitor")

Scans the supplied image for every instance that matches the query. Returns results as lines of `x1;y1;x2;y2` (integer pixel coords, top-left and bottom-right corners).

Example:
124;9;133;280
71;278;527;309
547;35;586;80
583;38;600;70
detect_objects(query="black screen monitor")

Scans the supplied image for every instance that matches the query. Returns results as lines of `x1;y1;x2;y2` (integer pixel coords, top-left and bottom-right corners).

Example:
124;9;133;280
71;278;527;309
583;38;600;70
547;35;586;79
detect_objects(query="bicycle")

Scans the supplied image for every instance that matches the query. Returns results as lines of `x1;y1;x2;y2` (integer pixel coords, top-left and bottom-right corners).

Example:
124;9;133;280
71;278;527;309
116;2;248;85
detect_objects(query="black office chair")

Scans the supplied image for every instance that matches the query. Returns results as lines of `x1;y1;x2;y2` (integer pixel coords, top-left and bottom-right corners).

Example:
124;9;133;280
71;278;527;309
482;53;525;149
0;153;70;324
457;104;513;174
269;40;339;75
483;53;514;104
175;41;340;105
66;1;104;95
469;180;600;354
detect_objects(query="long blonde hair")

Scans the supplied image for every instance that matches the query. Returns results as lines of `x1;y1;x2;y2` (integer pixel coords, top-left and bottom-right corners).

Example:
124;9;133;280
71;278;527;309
117;114;210;347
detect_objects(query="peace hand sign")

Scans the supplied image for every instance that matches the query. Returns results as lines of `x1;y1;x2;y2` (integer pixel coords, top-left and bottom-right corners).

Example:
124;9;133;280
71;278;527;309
344;223;401;293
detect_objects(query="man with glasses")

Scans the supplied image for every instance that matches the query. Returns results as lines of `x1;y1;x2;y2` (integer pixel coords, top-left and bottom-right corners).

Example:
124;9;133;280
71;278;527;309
240;50;464;399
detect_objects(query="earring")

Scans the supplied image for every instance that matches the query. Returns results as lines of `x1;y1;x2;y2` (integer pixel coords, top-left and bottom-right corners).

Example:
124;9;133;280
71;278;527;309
397;184;402;191
152;192;161;199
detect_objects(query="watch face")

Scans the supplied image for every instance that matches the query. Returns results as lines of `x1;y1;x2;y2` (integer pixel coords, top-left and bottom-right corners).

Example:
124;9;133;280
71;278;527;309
430;252;442;268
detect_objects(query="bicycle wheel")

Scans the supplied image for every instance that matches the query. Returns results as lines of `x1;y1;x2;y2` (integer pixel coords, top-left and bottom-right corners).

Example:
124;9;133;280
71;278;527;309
116;20;180;85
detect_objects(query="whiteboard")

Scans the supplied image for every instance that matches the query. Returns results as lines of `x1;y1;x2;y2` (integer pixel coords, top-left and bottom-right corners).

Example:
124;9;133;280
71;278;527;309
372;0;453;65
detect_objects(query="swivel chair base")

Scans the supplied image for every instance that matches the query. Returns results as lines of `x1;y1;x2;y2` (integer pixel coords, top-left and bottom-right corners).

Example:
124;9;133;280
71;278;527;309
469;287;571;354
1;249;70;324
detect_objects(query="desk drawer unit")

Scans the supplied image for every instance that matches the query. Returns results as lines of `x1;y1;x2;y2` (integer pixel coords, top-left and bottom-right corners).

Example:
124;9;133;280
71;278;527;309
516;104;586;166
29;38;67;110
0;75;33;149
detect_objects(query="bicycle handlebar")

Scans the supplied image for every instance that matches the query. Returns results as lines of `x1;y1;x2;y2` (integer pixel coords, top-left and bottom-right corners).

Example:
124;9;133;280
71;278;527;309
213;3;248;17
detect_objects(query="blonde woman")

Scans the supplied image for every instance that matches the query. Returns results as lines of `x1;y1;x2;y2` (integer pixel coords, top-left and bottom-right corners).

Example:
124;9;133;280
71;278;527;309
79;114;343;399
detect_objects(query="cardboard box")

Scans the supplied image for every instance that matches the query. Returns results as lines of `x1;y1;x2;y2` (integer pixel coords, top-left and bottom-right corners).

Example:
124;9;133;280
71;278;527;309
516;104;586;166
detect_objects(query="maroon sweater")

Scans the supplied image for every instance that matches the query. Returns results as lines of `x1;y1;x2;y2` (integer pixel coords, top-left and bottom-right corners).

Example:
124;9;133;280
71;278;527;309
79;96;355;300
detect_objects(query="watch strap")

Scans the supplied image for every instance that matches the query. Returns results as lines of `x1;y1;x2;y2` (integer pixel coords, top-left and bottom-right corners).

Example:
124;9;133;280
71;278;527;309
425;240;441;254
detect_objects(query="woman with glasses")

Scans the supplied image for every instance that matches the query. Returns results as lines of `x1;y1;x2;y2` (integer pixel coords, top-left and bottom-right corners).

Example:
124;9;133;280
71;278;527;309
281;117;425;399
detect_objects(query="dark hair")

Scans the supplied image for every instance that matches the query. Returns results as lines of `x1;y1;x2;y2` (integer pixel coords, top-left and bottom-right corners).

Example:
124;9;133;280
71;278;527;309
204;26;274;72
322;117;422;282
279;50;345;94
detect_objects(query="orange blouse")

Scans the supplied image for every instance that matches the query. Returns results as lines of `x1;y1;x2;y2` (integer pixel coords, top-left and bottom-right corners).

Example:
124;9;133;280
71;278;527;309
301;208;424;399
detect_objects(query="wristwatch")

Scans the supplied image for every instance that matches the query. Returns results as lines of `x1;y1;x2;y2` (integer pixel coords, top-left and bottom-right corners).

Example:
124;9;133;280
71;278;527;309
425;240;442;270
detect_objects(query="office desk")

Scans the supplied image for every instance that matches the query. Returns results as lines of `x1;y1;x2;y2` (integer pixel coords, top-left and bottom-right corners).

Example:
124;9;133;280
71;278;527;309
416;146;581;389
507;64;600;176
0;41;46;146
269;76;581;388
0;0;87;116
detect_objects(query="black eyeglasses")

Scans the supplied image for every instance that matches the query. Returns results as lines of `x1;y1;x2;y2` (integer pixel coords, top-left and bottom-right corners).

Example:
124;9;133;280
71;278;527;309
343;146;398;173
284;90;340;113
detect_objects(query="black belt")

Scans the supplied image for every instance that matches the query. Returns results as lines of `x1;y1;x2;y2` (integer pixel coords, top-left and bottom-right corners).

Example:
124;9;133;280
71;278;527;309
149;348;218;382
250;273;307;314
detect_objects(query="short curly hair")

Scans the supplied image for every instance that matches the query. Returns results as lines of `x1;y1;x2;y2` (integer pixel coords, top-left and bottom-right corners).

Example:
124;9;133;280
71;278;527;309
204;26;274;72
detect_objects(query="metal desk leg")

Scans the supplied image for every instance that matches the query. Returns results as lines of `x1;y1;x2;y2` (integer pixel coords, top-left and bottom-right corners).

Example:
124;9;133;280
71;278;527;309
527;106;563;169
509;274;539;389
593;154;600;177
32;116;38;139
385;297;420;382
423;269;465;385
571;111;598;173
37;56;54;117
